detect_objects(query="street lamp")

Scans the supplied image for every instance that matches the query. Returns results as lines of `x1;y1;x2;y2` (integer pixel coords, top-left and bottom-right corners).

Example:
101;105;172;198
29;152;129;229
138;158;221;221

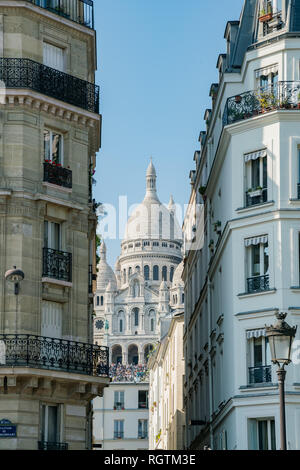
265;312;297;450
5;266;25;335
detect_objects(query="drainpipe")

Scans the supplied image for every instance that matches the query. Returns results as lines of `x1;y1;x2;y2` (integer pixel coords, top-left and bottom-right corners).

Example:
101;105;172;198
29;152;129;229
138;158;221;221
207;197;214;450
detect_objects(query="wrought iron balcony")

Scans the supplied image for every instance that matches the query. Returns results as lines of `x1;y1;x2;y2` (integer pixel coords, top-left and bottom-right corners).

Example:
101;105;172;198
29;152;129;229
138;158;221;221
114;402;124;410
24;0;94;29
38;441;69;450
114;432;124;439
223;82;300;126
247;274;270;293
245;187;268;207
248;365;272;385
0;58;99;113
0;334;109;377
43;247;72;282
43;162;72;189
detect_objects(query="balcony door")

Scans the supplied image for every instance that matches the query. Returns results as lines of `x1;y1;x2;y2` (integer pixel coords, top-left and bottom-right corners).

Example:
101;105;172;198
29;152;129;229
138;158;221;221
41;301;62;339
44;220;61;251
40;403;62;446
43;42;65;72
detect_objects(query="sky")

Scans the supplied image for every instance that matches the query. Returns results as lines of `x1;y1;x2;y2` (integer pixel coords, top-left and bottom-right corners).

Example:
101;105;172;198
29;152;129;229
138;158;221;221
93;0;243;267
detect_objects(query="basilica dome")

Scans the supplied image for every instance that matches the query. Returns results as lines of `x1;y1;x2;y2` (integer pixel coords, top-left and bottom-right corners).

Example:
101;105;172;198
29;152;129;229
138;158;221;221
96;241;117;291
123;160;182;242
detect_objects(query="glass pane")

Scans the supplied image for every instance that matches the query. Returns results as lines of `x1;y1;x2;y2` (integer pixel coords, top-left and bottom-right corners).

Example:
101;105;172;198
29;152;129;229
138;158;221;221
263;157;267;188
252;245;260;276
260;75;269;91
252;159;260;188
254;338;263;366
264;243;269;274
258;420;268;450
48;405;58;442
271;420;276;450
44;130;50;161
52;133;62;164
265;337;271;365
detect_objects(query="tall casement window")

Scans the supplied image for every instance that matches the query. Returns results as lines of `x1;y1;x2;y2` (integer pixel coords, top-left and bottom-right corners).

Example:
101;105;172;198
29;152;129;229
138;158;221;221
133;308;139;327
138;419;148;439
244;150;267;207
247;330;272;384
44;129;64;164
114;391;125;410
114;420;124;439
44;220;61;251
41;300;62;339
144;265;150;280
43;42;65;72
153;265;159;281
40;404;63;449
245;236;269;293
248;418;276;450
162;266;167;281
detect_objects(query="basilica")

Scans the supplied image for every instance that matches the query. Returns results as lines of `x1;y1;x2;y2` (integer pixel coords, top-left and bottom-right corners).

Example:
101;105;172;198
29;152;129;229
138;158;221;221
92;160;185;450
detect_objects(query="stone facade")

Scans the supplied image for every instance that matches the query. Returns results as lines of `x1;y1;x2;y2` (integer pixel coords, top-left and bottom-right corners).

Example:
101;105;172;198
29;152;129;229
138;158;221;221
0;0;108;450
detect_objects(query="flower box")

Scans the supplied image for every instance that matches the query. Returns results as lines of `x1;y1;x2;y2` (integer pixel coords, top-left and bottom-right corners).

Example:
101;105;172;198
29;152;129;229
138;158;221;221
248;189;262;198
259;13;272;22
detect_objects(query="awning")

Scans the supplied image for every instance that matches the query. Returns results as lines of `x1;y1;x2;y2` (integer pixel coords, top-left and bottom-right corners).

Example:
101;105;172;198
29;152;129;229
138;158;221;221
246;329;266;339
244;149;267;162
255;64;278;78
244;235;268;247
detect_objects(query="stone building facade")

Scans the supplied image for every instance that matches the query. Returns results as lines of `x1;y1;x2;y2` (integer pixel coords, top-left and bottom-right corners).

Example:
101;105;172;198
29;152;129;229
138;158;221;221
0;0;109;450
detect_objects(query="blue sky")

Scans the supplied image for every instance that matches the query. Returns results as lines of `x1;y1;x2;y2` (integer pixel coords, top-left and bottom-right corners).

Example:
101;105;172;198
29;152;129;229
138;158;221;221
93;0;243;267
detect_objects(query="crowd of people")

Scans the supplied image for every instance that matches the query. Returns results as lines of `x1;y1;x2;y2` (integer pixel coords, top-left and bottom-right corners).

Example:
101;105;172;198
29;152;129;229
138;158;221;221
109;362;148;383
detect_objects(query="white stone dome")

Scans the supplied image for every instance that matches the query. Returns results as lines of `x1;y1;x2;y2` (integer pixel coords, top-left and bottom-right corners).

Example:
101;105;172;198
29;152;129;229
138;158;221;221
96;241;117;291
172;261;184;288
123;160;182;242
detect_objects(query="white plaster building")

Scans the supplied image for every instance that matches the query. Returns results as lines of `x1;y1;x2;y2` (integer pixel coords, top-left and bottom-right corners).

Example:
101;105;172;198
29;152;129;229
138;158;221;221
93;161;183;450
183;0;300;451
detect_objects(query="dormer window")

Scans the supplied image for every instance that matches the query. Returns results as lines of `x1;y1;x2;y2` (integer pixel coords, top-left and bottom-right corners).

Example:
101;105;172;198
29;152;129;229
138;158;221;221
258;1;283;37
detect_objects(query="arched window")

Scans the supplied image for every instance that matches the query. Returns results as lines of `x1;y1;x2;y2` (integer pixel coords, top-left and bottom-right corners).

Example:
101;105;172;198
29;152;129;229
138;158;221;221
123;269;126;283
149;309;156;333
135;266;140;273
170;266;174;282
100;296;104;306
128;267;132;277
119;318;123;333
151;318;154;332
153;265;159;281
96;296;99;306
144;265;150;280
162;266;167;281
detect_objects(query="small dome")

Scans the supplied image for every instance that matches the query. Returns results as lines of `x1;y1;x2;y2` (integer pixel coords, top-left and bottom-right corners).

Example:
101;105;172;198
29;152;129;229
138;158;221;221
96;241;117;291
172;261;184;288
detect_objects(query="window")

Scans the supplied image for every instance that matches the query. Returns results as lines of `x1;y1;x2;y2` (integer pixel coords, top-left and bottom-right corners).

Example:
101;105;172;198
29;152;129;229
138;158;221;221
119;318;123;333
138;390;148;409
114;391;124;410
151;318;155;332
144;265;150;280
143;241;150;247
96;296;99;306
44;220;61;251
248;418;276;450
101;296;104;306
162;242;168;247
133;308;139;326
43;42;65;72
153;265;159;281
114;420;124;439
138;420;148;439
162;266;167;281
44;129;63;164
170;266;174;282
245;150;267;207
128;267;132;277
247;331;272;384
40;404;63;446
135;266;140;273
245;236;269;292
153;242;159;247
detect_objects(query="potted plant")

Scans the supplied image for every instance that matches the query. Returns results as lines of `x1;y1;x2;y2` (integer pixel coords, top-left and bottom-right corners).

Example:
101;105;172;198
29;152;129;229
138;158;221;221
259;4;272;22
248;186;263;197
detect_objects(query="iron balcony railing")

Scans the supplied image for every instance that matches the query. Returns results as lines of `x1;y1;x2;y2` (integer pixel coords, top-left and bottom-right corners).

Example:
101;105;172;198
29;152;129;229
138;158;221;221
43;162;72;189
24;0;94;29
114;402;124;410
245;187;268;207
247;274;270;293
114;432;124;439
0;58;99;113
223;82;300;126
249;365;272;385
38;441;69;450
0;334;109;376
43;247;72;282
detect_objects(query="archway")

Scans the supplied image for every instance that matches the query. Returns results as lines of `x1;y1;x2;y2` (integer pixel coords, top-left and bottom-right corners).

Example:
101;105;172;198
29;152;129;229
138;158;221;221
112;344;122;364
128;344;139;365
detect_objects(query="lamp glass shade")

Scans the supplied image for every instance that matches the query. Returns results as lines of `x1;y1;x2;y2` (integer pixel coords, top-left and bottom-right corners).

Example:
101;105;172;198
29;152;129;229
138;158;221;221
268;334;293;364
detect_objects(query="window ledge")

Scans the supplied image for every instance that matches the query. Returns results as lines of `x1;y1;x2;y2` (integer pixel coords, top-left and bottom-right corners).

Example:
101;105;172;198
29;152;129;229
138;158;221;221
291;286;300;291
236;201;274;213
42;277;72;288
289;198;300;203
238;288;276;299
42;182;72;194
239;383;278;391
